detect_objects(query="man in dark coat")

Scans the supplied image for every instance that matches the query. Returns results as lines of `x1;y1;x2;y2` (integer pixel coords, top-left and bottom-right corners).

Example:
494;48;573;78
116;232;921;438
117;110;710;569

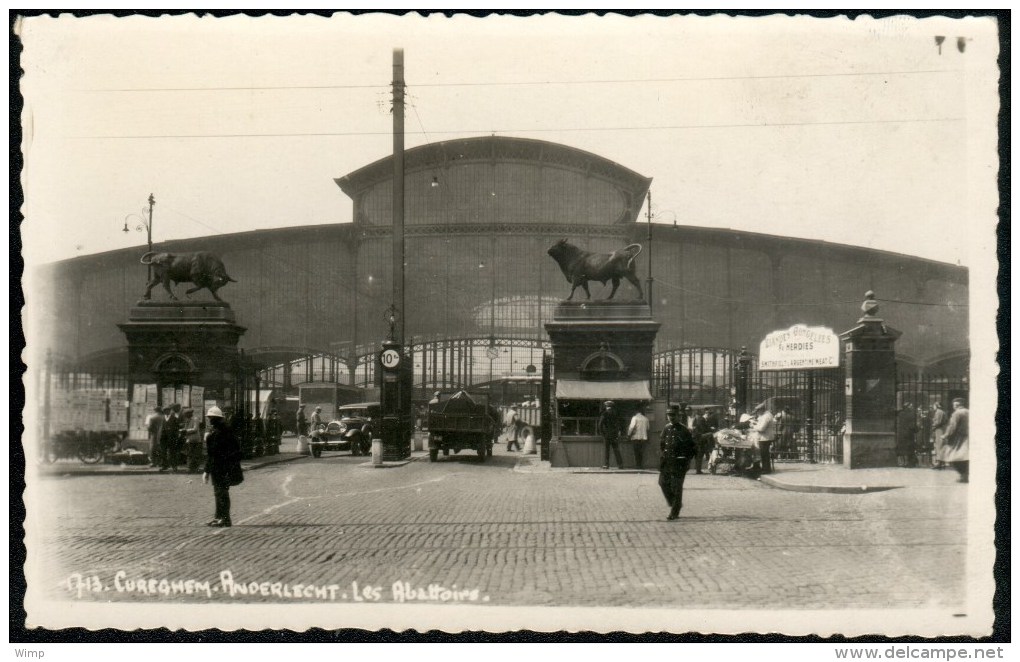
691;408;717;474
160;405;183;472
203;406;242;527
896;403;918;468
659;404;697;520
597;401;624;470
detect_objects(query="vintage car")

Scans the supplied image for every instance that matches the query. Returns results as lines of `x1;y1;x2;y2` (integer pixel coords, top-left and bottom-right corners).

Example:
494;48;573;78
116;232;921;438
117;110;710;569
308;402;378;458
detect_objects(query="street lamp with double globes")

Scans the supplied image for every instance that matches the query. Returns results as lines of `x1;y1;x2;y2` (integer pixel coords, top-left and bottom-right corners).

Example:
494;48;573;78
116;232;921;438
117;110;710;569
123;193;156;280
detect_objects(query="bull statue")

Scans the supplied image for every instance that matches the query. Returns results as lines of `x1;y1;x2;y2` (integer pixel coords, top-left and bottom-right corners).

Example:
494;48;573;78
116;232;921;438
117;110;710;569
140;251;237;302
547;239;644;301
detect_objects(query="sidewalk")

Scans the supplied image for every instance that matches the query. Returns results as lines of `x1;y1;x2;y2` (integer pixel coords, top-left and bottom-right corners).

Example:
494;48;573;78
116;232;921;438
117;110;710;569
36;451;307;477
513;455;966;493
757;462;967;493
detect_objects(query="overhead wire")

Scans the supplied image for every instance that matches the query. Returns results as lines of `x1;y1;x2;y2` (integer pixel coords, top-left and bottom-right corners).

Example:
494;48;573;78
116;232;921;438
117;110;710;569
70;116;964;140
653;277;967;308
80;68;959;92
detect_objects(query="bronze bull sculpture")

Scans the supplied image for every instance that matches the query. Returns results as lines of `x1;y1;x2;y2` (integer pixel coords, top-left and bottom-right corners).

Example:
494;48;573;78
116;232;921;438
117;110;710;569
547;239;644;301
140;251;237;302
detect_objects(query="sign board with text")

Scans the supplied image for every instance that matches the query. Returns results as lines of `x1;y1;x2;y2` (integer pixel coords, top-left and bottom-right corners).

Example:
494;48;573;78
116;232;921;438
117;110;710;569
758;324;840;371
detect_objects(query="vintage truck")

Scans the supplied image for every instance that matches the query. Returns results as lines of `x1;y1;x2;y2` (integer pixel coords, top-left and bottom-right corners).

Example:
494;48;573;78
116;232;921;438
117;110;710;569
426;391;499;462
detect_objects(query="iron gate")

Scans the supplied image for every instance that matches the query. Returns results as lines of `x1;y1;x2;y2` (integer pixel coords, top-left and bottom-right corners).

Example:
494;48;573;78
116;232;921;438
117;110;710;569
754;367;846;464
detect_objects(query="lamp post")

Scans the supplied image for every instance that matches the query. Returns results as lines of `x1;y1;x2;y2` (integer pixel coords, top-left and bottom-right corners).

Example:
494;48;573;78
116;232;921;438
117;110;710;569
123;193;156;281
646;190;653;312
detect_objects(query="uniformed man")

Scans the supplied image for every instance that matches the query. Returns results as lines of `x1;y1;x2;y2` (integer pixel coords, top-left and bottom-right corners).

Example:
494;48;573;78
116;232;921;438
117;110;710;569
659;403;697;520
597;400;624;470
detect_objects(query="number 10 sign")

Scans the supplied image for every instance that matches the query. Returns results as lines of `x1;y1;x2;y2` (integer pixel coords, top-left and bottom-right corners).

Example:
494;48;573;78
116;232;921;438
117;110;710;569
380;348;401;370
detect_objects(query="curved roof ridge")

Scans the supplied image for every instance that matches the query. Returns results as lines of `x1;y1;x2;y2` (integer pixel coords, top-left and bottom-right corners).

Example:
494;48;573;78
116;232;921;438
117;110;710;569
335;134;652;199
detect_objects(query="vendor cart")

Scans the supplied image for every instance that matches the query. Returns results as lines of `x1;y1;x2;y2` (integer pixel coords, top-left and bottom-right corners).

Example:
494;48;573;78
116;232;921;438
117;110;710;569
707;428;759;475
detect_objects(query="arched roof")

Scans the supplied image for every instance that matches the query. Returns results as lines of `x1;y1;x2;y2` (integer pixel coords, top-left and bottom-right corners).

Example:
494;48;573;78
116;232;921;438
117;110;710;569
334;135;653;221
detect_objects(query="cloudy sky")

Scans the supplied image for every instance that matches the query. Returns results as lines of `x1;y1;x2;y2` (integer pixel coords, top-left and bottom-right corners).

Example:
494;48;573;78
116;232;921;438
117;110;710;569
17;12;999;267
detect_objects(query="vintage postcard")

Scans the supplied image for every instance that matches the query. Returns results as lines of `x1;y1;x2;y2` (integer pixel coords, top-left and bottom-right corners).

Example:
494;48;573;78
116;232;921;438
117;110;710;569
15;11;1002;637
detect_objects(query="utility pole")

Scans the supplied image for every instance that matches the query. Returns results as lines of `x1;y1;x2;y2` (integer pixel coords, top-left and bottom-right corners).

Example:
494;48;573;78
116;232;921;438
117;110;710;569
646;189;653;313
146;193;155;282
392;48;405;344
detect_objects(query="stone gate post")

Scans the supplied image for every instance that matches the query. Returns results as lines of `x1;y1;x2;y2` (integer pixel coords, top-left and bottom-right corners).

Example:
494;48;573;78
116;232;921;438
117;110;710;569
839;291;902;468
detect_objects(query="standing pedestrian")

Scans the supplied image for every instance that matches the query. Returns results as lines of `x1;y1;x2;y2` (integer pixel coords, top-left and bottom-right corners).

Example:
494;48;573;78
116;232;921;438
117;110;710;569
691;408;717;474
942;398;969;483
597;401;624;470
658;404;696;520
505;404;521;452
626;405;650;469
310;406;324;433
266;409;282;455
296;404;308;437
916;405;932;467
751;401;776;474
144;404;165;468
930;402;949;470
776;406;798;457
183;408;204;473
896;403;918;468
203;406;242;527
162;404;183;472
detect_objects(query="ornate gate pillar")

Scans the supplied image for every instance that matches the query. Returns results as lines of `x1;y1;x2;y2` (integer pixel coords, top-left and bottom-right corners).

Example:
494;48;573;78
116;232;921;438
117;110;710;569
839;292;902;469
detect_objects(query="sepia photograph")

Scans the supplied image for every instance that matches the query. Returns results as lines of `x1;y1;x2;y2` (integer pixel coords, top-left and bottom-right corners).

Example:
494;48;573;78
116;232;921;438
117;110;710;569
14;10;1003;641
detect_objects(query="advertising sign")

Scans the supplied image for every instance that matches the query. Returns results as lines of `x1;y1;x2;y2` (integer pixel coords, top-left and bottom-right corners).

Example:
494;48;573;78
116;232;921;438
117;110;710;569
759;324;840;371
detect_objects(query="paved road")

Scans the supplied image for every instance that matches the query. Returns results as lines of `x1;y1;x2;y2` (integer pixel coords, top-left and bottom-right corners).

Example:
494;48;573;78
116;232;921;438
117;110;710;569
27;448;967;611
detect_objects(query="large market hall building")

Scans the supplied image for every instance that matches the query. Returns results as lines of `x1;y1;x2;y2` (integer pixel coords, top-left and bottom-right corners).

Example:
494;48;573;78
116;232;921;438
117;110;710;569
32;136;969;404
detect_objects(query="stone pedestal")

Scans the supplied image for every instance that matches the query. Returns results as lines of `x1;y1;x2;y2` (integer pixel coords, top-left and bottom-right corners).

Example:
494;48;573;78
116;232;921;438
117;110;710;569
118;301;247;414
839;294;902;469
545;300;661;468
545;301;661;379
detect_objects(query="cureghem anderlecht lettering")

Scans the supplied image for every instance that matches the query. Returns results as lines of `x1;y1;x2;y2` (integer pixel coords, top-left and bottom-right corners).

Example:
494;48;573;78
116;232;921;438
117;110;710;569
63;570;488;604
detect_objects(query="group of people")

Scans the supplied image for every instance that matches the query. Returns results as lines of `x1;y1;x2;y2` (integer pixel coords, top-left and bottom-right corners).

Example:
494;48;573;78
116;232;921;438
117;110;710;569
596;400;775;475
144;403;204;473
897;398;970;482
593;399;780;521
295;404;325;439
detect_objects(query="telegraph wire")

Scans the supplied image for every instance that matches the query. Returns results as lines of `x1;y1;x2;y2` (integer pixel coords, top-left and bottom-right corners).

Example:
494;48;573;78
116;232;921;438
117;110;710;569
70;116;964;140
406;91;434;148
80;68;959;92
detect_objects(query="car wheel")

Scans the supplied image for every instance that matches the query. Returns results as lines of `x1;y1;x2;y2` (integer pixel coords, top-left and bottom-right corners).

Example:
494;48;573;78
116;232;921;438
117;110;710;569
311;446;322;458
429;448;438;463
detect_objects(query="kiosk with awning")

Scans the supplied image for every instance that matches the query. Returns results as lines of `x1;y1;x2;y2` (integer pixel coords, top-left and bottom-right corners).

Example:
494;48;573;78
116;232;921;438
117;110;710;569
544;299;662;468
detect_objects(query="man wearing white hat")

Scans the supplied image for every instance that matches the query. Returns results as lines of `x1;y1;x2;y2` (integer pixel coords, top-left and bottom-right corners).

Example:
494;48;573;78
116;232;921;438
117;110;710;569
203;406;242;527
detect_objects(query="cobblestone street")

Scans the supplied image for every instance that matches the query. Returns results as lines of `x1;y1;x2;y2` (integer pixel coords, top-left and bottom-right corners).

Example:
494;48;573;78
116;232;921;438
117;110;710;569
27;449;968;615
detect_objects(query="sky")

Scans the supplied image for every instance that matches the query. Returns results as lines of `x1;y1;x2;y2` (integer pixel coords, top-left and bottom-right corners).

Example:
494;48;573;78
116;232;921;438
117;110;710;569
16;12;1000;267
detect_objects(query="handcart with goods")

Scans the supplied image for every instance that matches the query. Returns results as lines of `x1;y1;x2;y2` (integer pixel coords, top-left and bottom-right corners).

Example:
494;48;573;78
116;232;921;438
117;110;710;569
707;427;759;475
